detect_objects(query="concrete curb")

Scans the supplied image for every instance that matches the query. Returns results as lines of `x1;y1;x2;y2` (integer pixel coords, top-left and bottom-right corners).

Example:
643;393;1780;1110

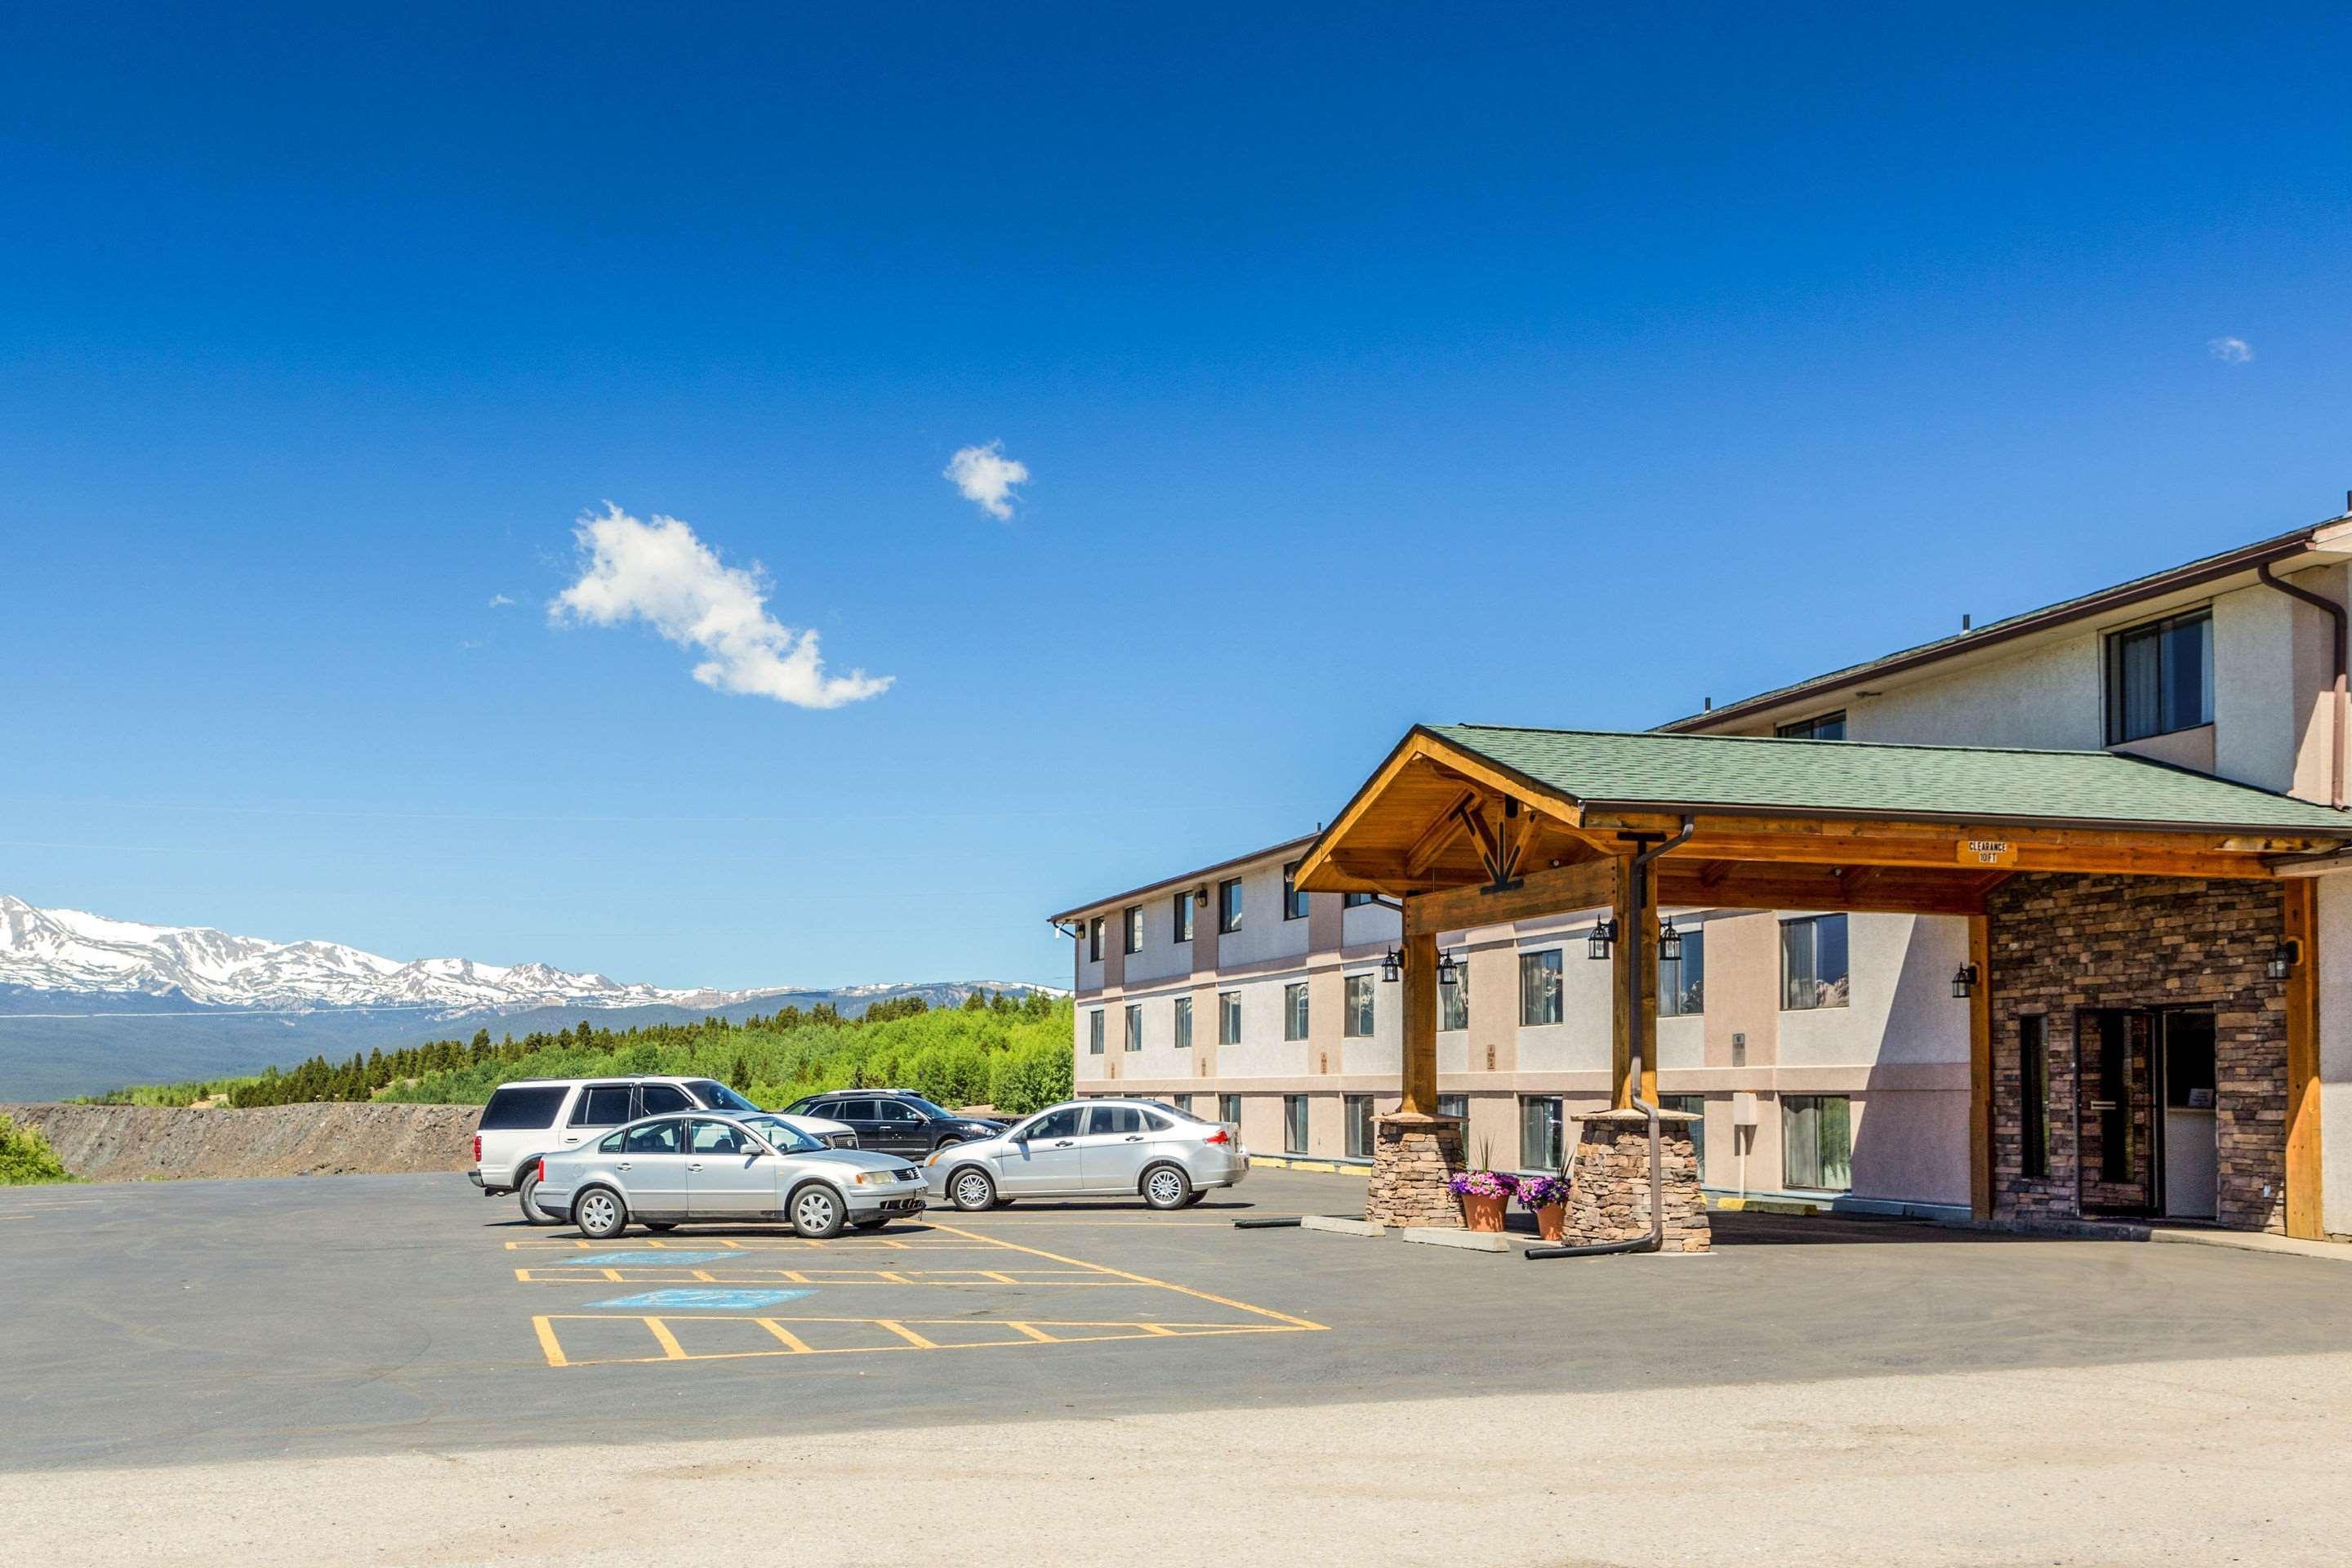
1245;1156;1371;1175
1706;1196;1820;1216
1299;1215;1385;1237
1401;1227;1509;1253
2145;1227;2352;1263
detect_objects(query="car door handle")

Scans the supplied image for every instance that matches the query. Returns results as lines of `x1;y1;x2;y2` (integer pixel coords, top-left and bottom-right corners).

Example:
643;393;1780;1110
687;1161;705;1170
1053;1140;1075;1148
616;1161;632;1171
561;1135;582;1145
1124;1135;1144;1142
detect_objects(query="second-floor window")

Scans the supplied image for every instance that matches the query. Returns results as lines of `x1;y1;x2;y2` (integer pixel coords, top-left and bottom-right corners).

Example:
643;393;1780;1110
1218;877;1243;933
1343;973;1375;1038
1782;915;1850;1010
1283;981;1310;1041
1087;917;1103;964
1173;891;1194;943
1218;990;1242;1045
1124;1004;1143;1052
1123;905;1143;955
1088;1009;1105;1054
1343;891;1378;907
1519;948;1564;1027
1776;710;1846;741
1282;862;1308;920
2107;608;2212;744
1440;960;1470;1031
1174;995;1192;1049
1659;925;1705;1018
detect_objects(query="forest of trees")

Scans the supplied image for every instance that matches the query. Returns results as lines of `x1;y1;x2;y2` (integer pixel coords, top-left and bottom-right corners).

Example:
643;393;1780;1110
91;990;1076;1116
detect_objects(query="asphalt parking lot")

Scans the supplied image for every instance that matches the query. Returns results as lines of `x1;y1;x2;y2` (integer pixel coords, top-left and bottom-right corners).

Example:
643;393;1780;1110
12;1164;2352;1477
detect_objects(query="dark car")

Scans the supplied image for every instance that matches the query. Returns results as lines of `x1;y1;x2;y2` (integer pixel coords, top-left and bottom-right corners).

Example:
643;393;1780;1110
777;1089;1004;1158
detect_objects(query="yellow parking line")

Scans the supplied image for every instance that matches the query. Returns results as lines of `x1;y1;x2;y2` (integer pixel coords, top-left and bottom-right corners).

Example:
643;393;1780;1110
1004;1321;1055;1343
755;1319;814;1353
874;1319;938;1349
929;1223;1328;1332
532;1316;572;1368
643;1318;690;1360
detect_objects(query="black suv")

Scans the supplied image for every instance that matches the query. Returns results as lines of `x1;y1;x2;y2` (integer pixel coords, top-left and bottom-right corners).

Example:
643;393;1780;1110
779;1089;1004;1157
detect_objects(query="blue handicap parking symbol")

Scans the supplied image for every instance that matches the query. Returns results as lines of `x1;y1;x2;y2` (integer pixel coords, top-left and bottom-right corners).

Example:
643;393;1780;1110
589;1289;817;1311
572;1250;742;1267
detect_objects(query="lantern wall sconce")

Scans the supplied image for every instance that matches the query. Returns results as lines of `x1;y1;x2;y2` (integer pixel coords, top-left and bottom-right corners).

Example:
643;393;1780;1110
1437;950;1460;987
1380;947;1403;983
1951;963;1979;999
1194;885;1209;907
2268;939;2303;982
1587;920;1617;960
1657;916;1683;964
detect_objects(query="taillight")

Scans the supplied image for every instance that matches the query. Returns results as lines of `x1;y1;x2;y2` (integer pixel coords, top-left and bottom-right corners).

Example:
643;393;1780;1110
471;1134;481;1162
536;1158;546;1183
1203;1128;1230;1145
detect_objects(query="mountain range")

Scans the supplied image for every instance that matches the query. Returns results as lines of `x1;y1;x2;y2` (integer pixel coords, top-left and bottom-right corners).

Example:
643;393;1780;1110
0;893;1058;1102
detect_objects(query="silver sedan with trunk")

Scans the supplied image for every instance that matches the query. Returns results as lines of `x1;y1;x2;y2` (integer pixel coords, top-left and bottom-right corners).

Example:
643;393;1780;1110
533;1111;928;1240
923;1098;1248;1212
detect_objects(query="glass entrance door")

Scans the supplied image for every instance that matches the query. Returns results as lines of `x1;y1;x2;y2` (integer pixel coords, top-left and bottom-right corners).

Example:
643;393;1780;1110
2159;1009;2218;1220
2077;1009;2157;1215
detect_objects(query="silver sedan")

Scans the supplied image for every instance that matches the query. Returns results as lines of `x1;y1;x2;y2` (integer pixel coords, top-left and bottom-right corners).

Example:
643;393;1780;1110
923;1098;1249;1212
533;1111;929;1240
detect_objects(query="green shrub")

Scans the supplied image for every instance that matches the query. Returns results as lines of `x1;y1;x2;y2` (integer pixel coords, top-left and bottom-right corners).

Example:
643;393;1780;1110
0;1116;78;1185
987;1038;1074;1116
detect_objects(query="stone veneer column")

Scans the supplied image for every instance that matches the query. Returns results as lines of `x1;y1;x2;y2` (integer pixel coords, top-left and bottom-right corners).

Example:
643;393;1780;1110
1561;1108;1711;1251
1365;1111;1467;1226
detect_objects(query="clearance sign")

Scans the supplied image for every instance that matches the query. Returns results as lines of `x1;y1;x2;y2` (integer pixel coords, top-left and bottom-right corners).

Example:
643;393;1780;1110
1958;840;2018;866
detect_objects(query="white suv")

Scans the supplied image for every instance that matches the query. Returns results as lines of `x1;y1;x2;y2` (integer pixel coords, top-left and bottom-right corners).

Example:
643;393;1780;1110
470;1076;855;1224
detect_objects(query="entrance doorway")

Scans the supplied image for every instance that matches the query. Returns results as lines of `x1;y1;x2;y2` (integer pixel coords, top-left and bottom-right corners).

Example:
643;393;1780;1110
2074;1007;2216;1220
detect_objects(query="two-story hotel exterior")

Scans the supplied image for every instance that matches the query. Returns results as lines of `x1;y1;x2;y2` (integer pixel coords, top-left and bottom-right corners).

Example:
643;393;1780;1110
1052;514;2352;1229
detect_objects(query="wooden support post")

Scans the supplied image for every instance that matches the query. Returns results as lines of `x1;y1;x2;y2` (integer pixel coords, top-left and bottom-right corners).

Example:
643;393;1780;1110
2284;879;2323;1241
1608;856;1655;1110
1400;924;1437;1118
1968;913;1993;1223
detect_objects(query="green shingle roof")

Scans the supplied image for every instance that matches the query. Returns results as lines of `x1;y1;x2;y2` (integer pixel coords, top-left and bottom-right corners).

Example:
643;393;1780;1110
1430;724;2352;836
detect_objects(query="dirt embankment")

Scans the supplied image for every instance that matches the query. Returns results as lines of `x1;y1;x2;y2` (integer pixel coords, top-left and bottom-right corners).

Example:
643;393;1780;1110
0;1102;479;1183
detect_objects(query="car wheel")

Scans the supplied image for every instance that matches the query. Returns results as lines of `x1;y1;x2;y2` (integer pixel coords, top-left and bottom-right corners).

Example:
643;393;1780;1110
574;1185;627;1241
948;1166;997;1213
788;1182;848;1239
1141;1163;1192;1211
517;1169;559;1226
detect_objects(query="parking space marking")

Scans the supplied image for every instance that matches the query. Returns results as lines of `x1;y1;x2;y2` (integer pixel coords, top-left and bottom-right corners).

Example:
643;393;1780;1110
925;1223;1330;1332
514;1265;1120;1286
531;1313;1316;1367
504;1236;1003;1253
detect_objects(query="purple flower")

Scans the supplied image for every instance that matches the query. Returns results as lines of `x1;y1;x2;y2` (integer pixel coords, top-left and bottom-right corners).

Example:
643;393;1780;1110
1446;1169;1517;1199
1515;1174;1571;1208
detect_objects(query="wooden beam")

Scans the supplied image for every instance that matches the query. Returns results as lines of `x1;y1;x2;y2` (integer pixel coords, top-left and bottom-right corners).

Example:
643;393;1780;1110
2284;878;2323;1241
1292;730;1588;894
1401;788;1478;877
1404;856;1617;936
1664;831;2269;881
1653;863;1990;917
1609;856;1657;1109
1968;913;1993;1223
1584;808;2338;858
1399;928;1437;1116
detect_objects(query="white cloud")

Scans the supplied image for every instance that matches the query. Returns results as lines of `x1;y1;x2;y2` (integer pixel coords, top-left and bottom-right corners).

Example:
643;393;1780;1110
2209;336;2255;363
550;504;893;710
488;594;516;608
943;441;1031;520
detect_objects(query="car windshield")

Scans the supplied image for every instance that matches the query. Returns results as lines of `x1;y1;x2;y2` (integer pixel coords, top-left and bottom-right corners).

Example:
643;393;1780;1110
689;1080;762;1114
898;1096;957;1119
737;1116;824;1154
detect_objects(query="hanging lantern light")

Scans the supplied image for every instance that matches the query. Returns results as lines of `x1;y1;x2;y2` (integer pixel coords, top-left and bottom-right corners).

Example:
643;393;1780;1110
2268;940;2301;982
1657;916;1682;964
1380;947;1403;984
1951;963;1979;999
1437;950;1459;987
1587;919;1616;960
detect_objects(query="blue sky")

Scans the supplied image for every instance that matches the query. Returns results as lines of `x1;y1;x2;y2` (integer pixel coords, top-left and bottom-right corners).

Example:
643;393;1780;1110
4;4;2350;990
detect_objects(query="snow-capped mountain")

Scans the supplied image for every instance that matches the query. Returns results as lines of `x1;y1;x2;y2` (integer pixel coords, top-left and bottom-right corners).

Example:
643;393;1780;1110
0;893;840;1015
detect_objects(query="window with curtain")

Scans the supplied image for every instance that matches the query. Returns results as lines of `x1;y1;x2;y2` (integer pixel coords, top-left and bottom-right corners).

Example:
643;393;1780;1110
1218;991;1241;1045
1123;1004;1142;1052
1782;1094;1852;1191
1282;1094;1309;1154
1519;1095;1565;1171
1218;1093;1241;1126
1440;960;1470;1031
1775;710;1846;741
1343;1094;1374;1158
1123;906;1143;955
1436;1094;1468;1120
1282;862;1308;920
1283;982;1310;1041
1218;877;1244;933
2106;608;2212;743
1173;995;1192;1050
1088;1009;1104;1054
1659;925;1705;1017
1088;917;1103;963
1519;948;1564;1027
1172;891;1194;943
1343;973;1375;1038
1343;891;1378;908
1780;915;1850;1010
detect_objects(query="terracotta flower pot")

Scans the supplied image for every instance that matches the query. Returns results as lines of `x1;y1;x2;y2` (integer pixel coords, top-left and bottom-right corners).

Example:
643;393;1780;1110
1535;1202;1566;1242
1461;1192;1507;1232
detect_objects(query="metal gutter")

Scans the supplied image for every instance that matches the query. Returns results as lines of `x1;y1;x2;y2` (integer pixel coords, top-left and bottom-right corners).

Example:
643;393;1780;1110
2256;561;2350;811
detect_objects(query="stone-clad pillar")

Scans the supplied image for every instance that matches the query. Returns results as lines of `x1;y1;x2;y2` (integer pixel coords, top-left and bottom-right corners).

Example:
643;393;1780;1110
1365;923;1466;1224
1561;1108;1711;1251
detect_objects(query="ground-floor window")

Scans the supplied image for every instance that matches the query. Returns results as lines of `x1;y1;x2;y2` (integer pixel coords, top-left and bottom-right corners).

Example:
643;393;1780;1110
1782;1094;1852;1192
1519;1095;1564;1171
1218;1092;1241;1127
1283;1094;1310;1154
1662;1094;1708;1183
1344;1094;1374;1158
1436;1093;1468;1120
1284;982;1310;1042
2019;1014;2049;1179
1172;1093;1194;1116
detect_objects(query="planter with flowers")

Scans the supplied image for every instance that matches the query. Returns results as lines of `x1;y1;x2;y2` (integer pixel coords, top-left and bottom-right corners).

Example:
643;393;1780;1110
1446;1169;1517;1232
1516;1174;1573;1242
